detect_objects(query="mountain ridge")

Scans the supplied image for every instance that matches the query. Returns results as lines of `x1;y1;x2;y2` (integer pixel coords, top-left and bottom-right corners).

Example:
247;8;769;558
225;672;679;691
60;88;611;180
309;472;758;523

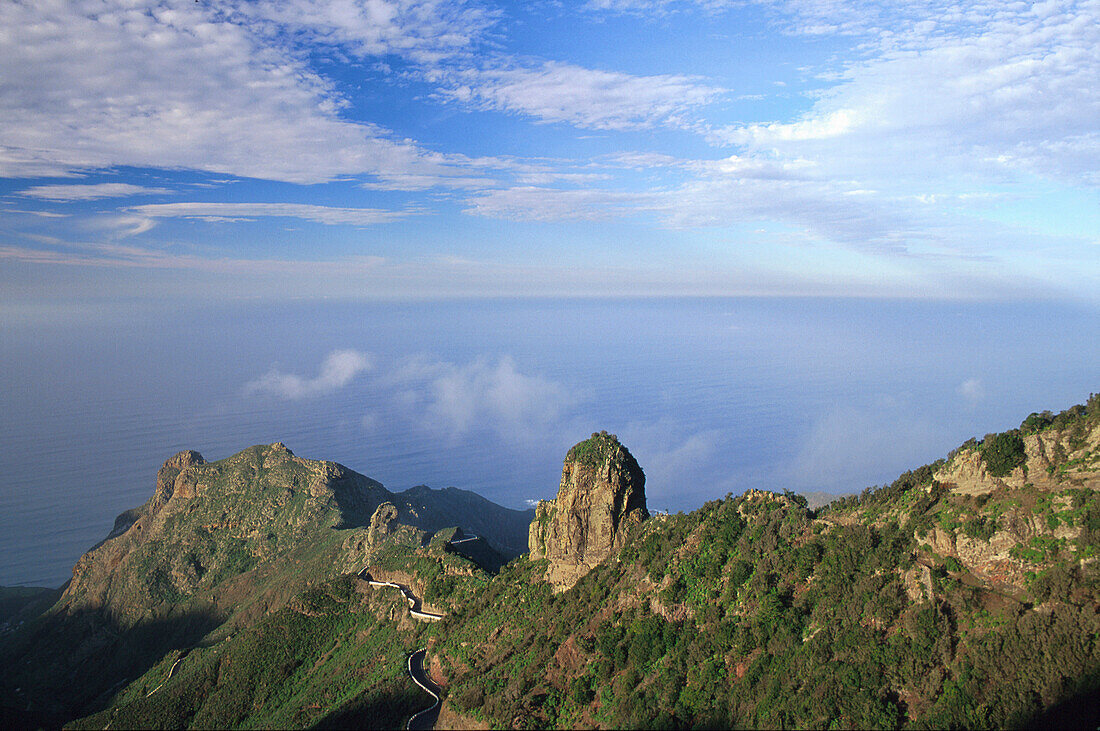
2;393;1098;729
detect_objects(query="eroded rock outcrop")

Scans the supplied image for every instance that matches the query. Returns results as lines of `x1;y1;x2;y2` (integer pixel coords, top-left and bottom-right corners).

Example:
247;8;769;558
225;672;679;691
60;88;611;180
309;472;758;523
368;502;399;545
529;432;648;590
934;425;1100;496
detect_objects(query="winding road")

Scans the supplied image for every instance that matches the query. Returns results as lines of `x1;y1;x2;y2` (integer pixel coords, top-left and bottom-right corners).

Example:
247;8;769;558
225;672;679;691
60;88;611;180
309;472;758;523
406;648;442;731
358;573;445;622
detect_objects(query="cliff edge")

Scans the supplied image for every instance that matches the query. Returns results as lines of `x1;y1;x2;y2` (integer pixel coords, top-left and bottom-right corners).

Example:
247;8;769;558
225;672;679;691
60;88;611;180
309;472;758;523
529;432;648;590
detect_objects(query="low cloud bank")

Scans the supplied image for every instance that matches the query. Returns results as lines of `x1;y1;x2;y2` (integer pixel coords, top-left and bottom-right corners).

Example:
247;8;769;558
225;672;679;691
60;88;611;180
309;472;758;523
245;349;372;400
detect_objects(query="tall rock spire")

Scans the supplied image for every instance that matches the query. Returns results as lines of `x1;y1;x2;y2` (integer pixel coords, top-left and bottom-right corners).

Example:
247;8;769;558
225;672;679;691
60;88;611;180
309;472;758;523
529;431;648;591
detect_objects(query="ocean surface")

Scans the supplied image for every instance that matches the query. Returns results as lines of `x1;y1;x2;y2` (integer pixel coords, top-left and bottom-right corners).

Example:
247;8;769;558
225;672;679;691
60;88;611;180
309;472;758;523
2;297;1097;588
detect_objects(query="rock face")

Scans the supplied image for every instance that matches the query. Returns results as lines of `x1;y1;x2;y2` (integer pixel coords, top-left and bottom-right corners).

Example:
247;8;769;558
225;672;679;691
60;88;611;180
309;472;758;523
529;432;648;591
368;502;399;546
934;425;1100;496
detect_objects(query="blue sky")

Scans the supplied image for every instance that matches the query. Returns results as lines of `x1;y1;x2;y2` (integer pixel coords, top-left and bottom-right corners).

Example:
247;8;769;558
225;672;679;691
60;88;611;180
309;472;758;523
1;0;1098;302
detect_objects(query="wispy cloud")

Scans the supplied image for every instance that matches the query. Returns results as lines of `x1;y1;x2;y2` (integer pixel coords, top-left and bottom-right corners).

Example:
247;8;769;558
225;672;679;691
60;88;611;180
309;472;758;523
709;2;1100;190
618;418;725;499
787;397;944;491
957;378;984;406
18;183;173;201
244;349;373;400
230;0;498;63
0;0;487;185
387;355;580;443
436;61;723;130
463;186;652;221
127;202;422;228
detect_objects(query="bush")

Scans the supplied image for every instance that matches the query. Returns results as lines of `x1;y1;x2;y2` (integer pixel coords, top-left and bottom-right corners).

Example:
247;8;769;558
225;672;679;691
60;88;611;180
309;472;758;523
980;432;1026;477
1020;411;1054;435
963;516;998;541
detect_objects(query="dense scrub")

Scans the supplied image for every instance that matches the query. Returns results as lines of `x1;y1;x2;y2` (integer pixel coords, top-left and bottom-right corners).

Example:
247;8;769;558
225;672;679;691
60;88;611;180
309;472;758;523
433;481;1100;729
71;577;425;730
7;397;1099;729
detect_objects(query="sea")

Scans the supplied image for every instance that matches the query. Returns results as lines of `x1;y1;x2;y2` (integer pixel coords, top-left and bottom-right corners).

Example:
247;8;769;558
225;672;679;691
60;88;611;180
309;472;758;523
2;297;1097;588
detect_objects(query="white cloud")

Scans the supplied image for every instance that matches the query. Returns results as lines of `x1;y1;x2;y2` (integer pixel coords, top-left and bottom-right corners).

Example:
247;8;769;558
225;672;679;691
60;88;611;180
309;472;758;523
0;0;484;184
712;109;864;146
787;399;944;491
618;418;724;496
437;61;723;130
0;208;70;219
127;202;421;228
957;378;984;405
463;186;651;221
385;355;580;443
245;349;373;399
231;0;496;63
18;183;173;201
714;2;1100;188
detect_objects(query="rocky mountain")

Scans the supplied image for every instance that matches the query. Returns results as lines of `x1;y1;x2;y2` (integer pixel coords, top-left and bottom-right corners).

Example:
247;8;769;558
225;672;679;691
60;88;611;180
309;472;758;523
529;432;649;590
396;485;533;558
2;394;1099;730
0;443;528;726
434;395;1100;728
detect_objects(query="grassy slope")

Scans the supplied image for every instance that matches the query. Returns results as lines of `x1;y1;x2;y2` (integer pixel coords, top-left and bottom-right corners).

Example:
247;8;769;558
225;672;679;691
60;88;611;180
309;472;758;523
0;444;390;723
8;398;1100;729
71;576;428;730
429;397;1100;729
60;498;494;728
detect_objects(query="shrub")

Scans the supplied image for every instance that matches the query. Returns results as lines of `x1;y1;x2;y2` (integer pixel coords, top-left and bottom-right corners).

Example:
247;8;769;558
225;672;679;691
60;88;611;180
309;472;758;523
1020;411;1054;435
963;516;998;541
980;432;1026;477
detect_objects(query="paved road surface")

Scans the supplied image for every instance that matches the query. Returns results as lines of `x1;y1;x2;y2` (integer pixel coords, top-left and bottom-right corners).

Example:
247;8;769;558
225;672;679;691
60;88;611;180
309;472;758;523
406;649;442;731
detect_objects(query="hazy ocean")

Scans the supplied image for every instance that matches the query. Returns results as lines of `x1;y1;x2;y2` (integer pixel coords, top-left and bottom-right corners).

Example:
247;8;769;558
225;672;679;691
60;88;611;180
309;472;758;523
2;297;1097;588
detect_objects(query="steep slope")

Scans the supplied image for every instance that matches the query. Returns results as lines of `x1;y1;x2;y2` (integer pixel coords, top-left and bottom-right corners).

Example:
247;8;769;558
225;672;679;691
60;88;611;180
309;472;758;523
0;443;521;725
394;485;533;558
69;575;428;730
529;432;649;590
5;396;1099;730
430;396;1100;729
61;443;386;622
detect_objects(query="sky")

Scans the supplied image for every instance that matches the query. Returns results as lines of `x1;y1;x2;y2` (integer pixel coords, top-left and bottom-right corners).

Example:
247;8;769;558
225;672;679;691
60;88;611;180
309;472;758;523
1;0;1098;303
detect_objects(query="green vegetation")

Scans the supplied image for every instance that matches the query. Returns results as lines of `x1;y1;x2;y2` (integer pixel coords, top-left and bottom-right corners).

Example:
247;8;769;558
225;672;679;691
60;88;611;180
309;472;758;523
370;535;491;609
821;460;943;514
4;395;1100;730
566;431;621;466
980;431;1027;477
434;483;1100;729
1019;393;1100;441
71;576;424;730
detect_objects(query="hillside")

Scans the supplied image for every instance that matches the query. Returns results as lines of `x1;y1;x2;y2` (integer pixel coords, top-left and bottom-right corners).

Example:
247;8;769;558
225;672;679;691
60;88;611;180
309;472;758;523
429;394;1100;728
2;394;1098;729
0;443;527;726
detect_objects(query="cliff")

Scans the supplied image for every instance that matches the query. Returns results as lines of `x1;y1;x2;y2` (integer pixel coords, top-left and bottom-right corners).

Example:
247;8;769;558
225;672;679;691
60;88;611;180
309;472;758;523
529;431;649;590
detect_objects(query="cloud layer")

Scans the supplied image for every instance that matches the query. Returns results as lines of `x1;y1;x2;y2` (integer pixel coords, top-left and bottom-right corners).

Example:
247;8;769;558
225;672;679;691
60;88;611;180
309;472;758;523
245;349;373;399
437;61;722;130
18;183;173;201
2;0;1098;301
387;355;579;444
128;202;421;227
0;0;481;184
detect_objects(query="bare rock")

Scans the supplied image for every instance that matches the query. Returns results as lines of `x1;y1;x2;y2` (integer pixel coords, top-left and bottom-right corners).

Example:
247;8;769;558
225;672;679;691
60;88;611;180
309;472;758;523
369;502;399;546
153;450;206;505
529;432;648;591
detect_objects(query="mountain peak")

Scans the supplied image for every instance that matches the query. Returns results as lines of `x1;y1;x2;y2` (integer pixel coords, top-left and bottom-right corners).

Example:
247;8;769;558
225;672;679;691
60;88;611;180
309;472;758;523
529;432;648;591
